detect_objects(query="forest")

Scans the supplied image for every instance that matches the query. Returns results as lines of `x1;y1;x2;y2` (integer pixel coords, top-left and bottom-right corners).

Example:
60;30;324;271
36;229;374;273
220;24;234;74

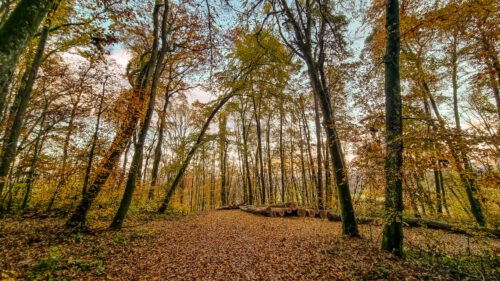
0;0;499;280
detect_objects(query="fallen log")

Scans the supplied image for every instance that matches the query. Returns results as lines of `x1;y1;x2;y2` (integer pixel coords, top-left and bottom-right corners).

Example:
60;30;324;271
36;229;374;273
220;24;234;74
317;210;328;219
216;204;241;210
268;202;299;211
239;206;500;238
240;205;273;217
273;208;286;217
296;208;307;217
306;209;318;217
325;211;500;238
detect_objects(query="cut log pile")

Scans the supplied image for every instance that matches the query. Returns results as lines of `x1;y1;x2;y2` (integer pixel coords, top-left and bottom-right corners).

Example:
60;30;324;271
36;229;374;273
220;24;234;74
216;204;241;210
240;203;320;218
218;203;500;238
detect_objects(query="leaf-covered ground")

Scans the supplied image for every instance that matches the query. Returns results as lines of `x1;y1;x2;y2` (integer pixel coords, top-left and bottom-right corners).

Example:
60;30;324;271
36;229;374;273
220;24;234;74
1;211;498;280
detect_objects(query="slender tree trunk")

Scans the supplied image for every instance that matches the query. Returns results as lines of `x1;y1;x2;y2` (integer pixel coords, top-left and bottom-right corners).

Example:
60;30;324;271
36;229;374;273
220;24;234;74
119;142;131;188
252;96;266;204
21;111;47;210
236;120;248;203
289;131;299;203
440;170;449;215
313;93;324;210
302;109;317;205
424;76;486;226
324;140;332;209
480;30;500;119
219;113;228;206
82;78;107;196
278;0;358;237
266;114;274;204
451;31;461;130
381;0;404;257
279;104;286;202
110;1;170;229
434;167;443;215
298;118;308;205
0;0;57;122
242;108;253;205
149;92;171;199
0;15;52;208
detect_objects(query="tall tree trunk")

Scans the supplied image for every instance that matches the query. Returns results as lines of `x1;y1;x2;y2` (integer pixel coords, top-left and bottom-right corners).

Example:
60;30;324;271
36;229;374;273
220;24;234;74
451;31;461;131
278;0;359;237
21;107;48;210
242;107;253;205
289;130;299;203
301;108;317;205
252;96;266;204
149;91;171;199
381;0;404;257
279;103;286;202
66;3;162;229
434;167;443;215
324;140;332;209
82;78;107;196
110;1;170;229
0;0;57;122
219;113;228;206
423;71;486;226
479;30;500;119
236;120;248;203
0;14;52;209
298;118;308;205
313;93;324;210
119;142;131;188
266;114;274;204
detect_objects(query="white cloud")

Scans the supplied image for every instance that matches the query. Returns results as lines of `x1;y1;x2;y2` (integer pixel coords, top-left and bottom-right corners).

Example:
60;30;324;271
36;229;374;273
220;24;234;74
187;87;215;104
108;48;132;74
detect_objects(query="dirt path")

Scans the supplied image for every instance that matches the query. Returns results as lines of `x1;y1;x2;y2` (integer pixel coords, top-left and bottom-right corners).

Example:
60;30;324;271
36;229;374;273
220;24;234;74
102;211;441;280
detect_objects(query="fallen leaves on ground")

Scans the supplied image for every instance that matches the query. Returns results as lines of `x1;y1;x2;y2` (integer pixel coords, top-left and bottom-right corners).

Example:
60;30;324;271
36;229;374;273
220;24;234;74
1;211;498;280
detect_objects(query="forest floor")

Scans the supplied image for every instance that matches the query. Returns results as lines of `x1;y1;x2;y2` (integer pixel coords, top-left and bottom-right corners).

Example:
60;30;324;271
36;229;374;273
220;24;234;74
1;210;499;280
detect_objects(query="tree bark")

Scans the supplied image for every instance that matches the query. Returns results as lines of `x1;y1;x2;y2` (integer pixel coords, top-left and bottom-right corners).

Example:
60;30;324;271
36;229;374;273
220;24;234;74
0;13;52;209
0;0;57;122
21;104;49;210
82;78;107;196
110;1;170;229
252;96;266;204
277;0;358;236
219;112;228;206
313;93;324;210
381;0;404;257
149;91;171;199
279;102;286;202
266;114;274;204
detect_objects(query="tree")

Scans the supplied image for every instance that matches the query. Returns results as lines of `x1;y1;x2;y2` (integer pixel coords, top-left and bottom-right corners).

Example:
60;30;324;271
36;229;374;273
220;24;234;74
66;2;162;229
267;0;359;236
381;0;404;257
110;0;171;230
0;0;58;200
158;90;241;213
